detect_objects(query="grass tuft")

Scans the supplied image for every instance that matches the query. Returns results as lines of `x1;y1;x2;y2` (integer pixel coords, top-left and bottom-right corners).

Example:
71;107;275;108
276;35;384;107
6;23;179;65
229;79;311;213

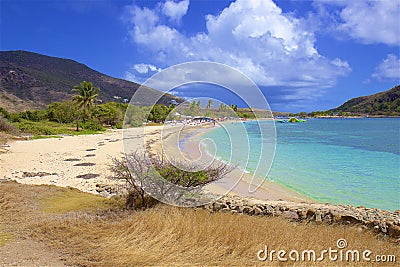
0;226;13;247
40;187;117;213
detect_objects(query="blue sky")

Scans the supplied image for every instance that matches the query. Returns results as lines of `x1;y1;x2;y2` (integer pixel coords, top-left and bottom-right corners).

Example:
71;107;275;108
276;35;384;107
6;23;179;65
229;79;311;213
1;0;399;112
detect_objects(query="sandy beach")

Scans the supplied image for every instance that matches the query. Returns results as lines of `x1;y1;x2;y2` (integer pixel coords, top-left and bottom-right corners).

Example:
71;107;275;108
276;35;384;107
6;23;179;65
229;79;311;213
0;127;158;195
0;123;310;202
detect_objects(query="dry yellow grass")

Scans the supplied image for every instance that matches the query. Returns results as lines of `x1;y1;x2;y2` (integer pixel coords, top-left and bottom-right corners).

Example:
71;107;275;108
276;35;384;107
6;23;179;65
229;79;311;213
0;225;13;247
0;181;398;266
40;187;116;214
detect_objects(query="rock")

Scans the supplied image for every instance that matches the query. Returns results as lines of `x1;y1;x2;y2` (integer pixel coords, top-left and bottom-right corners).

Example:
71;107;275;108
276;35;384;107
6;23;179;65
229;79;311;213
202;194;399;240
243;206;254;215
283;211;299;220
212;203;226;212
306;209;315;220
254;207;262;216
323;214;332;223
95;184;118;196
315;210;322;222
340;215;361;224
221;207;231;213
64;158;81;162
297;209;307;219
263;205;274;215
380;225;388;234
76;173;100;179
330;211;342;222
73;162;96;166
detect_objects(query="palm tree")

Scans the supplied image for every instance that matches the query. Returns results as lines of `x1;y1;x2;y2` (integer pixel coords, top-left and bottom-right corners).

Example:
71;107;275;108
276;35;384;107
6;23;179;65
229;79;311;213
72;81;100;131
206;99;213;109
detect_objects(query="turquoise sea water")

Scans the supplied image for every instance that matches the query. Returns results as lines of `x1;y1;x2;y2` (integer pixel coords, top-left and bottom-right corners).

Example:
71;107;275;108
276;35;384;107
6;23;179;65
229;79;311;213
202;118;400;211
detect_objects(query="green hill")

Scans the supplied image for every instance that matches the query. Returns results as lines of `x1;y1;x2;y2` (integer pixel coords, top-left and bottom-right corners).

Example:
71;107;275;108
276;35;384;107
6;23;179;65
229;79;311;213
331;85;400;116
0;50;181;112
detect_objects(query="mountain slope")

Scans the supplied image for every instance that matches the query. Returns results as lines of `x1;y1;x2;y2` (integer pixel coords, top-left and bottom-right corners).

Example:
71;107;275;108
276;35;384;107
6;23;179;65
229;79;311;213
0;50;181;112
331;85;400;116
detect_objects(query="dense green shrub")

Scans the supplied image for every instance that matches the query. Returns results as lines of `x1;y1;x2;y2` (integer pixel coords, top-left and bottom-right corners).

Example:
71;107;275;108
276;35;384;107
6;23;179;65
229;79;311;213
148;104;176;123
124;105;151;127
92;102;122;127
47;101;77;123
19;110;48;122
8;109;48;123
78;121;105;131
14;120;56;135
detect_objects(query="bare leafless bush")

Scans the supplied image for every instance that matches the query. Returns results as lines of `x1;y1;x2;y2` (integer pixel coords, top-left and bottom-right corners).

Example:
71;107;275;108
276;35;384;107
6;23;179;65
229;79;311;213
110;152;158;210
110;150;234;209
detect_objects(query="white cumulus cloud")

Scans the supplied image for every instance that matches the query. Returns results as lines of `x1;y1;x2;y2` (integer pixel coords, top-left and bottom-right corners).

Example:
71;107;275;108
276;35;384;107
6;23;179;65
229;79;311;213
315;0;400;46
122;0;351;105
372;54;400;81
162;0;189;23
124;63;162;84
133;63;161;74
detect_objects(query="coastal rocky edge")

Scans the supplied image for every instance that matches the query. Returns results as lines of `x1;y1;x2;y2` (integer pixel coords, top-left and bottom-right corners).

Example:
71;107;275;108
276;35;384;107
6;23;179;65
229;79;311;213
204;195;400;239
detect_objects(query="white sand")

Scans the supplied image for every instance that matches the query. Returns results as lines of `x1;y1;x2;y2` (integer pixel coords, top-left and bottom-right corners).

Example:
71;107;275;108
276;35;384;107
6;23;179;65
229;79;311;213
0;127;159;195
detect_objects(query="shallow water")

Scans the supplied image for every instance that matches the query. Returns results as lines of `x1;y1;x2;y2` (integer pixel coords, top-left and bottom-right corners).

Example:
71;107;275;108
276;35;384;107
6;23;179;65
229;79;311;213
202;118;400;211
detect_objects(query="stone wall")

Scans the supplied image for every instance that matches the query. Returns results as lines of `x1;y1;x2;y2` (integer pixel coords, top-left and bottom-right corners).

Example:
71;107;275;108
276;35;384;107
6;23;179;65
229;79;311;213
204;195;400;239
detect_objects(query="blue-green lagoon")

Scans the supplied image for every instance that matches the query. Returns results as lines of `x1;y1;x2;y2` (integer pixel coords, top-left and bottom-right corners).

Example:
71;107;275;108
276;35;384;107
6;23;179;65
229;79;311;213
202;118;400;211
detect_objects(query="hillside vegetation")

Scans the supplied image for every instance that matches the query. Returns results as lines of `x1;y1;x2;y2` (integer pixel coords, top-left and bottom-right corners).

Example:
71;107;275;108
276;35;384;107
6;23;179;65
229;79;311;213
331;85;400;116
0;50;181;112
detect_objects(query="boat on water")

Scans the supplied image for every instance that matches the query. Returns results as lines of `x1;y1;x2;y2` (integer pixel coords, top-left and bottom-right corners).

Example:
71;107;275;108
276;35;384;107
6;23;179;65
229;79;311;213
276;117;306;123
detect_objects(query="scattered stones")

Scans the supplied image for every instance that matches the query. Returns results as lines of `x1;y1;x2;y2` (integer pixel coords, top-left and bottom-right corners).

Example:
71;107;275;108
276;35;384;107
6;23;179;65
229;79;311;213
22;171;57;177
73;163;96;167
204;195;400;238
76;173;100;179
95;183;118;197
64;158;81;162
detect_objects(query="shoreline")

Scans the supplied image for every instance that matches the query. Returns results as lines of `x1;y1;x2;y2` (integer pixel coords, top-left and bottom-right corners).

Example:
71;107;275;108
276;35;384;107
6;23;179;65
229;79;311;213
165;121;314;203
1;123;398;213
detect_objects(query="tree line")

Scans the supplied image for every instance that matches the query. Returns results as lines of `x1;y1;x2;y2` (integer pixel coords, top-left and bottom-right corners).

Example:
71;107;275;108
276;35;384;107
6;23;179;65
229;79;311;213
0;81;262;136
